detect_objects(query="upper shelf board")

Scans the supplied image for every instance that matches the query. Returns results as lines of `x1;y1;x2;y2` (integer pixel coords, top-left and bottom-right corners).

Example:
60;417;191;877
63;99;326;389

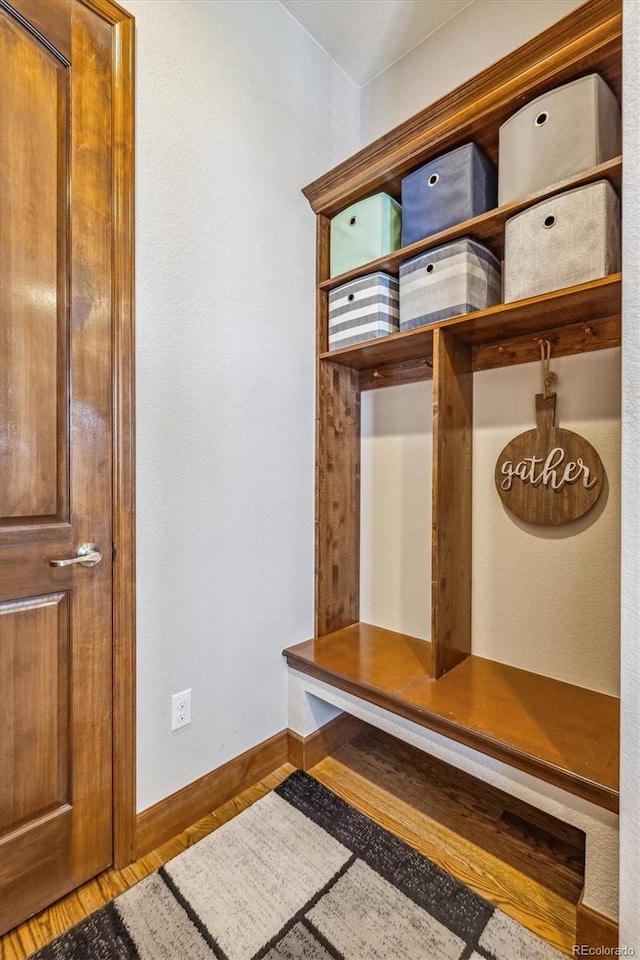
302;0;621;217
320;158;621;292
320;275;621;374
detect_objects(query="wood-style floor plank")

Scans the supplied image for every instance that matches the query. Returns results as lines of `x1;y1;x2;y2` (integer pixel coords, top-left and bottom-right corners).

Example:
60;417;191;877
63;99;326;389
309;728;582;956
2;732;583;960
0;763;296;960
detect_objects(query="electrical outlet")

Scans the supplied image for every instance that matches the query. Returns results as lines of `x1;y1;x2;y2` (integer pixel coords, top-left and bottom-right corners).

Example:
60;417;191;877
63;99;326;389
171;689;191;730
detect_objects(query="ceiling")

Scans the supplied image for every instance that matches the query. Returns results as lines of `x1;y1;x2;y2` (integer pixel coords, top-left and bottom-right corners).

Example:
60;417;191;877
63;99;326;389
280;0;474;87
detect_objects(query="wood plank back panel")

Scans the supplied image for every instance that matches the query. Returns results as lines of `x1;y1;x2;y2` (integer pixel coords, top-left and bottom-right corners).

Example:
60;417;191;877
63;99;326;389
0;13;68;523
358;357;433;391
431;329;473;678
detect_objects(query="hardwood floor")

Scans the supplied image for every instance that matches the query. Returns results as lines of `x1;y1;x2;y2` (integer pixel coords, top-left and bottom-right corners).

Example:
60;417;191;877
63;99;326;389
1;764;297;960
2;726;584;958
310;727;585;955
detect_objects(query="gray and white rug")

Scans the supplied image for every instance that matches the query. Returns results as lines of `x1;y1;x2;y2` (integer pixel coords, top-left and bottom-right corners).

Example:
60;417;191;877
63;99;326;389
31;770;565;960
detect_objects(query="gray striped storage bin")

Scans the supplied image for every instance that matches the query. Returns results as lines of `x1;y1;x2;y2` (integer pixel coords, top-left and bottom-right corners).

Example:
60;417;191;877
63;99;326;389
328;272;399;350
399;238;501;331
498;74;621;206
503;179;620;303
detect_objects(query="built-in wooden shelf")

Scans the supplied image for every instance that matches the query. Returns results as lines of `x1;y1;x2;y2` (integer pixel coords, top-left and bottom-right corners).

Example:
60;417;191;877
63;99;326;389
303;1;621;217
284;623;620;813
319;157;622;292
321;274;621;381
299;0;622;836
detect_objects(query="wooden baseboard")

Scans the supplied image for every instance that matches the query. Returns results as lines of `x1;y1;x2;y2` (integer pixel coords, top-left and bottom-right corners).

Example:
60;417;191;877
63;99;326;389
575;902;619;952
136;730;289;858
288;712;364;770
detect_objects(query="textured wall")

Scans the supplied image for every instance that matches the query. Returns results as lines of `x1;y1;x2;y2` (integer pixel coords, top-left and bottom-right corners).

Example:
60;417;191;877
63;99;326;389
358;0;620;696
127;0;358;811
471;351;620;692
360;381;433;642
360;0;587;144
620;0;640;947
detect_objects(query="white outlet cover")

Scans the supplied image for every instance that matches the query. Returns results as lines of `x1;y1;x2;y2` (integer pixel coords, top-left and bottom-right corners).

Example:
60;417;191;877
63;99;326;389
171;689;192;731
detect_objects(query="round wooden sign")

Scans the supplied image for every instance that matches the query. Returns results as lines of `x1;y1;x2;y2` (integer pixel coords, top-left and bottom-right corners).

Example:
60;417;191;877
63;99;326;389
495;394;605;526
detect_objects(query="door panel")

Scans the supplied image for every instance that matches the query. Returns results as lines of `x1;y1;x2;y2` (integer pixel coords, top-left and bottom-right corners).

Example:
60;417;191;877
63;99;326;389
0;12;68;523
0;0;116;933
0;594;69;834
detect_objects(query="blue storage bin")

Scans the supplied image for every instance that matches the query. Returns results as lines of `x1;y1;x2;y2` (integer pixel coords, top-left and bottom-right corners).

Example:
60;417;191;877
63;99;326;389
401;143;497;247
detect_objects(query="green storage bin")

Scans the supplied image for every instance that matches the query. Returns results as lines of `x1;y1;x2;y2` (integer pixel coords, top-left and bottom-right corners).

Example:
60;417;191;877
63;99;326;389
330;193;402;278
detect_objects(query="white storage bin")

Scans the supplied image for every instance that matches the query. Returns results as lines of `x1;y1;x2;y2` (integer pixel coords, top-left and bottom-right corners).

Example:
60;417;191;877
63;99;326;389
328;272;399;349
399;238;501;331
503;179;620;303
498;74;621;206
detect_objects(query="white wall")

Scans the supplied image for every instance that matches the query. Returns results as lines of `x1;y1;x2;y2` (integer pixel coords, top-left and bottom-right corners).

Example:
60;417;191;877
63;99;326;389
620;0;640;947
471;351;620;691
360;380;433;641
359;0;621;696
127;0;358;811
361;0;587;143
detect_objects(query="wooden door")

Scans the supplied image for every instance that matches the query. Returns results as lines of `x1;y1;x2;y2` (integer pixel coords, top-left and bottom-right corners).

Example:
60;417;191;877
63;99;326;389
0;0;121;933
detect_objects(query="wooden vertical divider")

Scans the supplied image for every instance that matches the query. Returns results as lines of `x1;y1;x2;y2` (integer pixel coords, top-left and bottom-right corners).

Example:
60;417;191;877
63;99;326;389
315;216;360;637
431;328;473;678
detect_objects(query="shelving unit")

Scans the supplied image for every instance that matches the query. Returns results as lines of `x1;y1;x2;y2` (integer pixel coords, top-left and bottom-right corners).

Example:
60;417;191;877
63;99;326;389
284;0;621;808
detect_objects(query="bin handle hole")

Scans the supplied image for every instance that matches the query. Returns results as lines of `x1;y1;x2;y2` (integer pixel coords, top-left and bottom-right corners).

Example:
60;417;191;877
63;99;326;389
543;214;556;228
349;216;357;226
428;173;439;187
426;263;435;273
535;111;549;127
347;293;355;302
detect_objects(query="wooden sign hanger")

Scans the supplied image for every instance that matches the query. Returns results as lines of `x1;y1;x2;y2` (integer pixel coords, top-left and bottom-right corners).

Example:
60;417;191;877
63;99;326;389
495;341;605;526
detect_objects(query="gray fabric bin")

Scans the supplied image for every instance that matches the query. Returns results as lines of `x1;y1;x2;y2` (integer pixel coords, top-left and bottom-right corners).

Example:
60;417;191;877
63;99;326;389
503;180;620;303
399;238;501;331
328;272;399;349
498;74;621;206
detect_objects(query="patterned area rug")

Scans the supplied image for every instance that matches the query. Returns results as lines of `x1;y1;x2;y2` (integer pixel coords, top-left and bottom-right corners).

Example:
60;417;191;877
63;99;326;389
31;771;564;960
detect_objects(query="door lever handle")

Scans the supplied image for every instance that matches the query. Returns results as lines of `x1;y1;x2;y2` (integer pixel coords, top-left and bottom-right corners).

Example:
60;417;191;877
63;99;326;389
50;543;103;568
